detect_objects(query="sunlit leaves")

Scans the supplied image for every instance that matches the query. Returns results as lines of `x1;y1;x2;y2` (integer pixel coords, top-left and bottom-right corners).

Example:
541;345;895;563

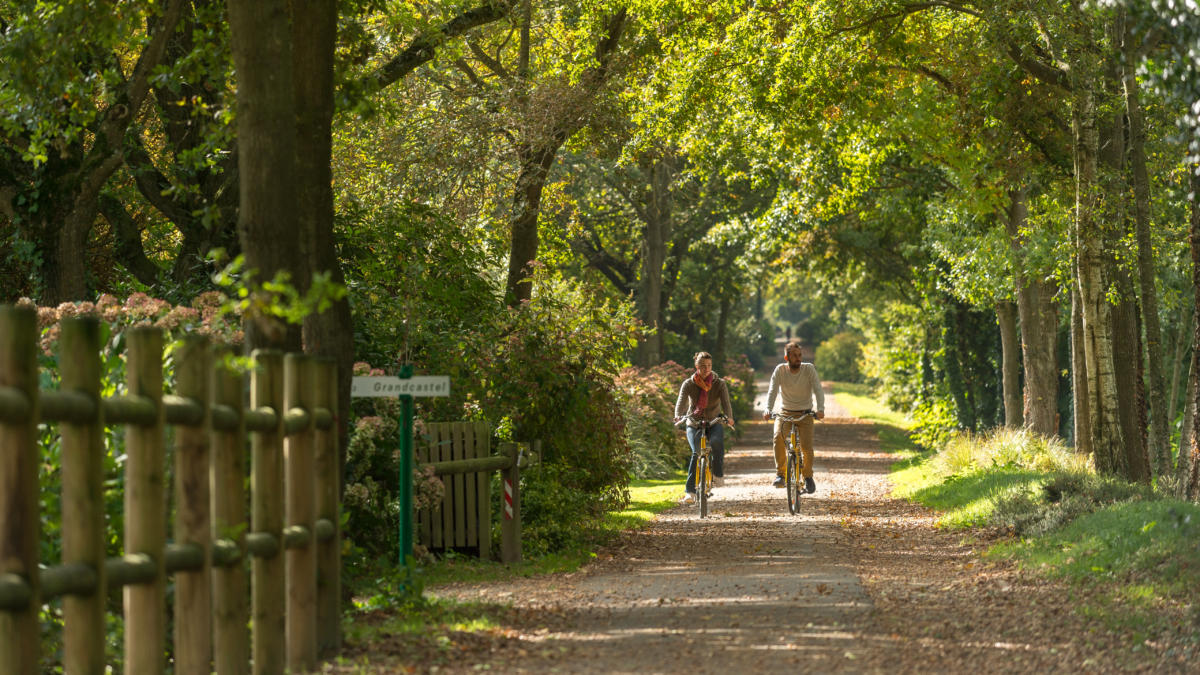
0;0;163;165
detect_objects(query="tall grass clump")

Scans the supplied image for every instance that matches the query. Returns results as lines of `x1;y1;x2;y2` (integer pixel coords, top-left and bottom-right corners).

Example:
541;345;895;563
895;427;1096;529
934;428;1092;478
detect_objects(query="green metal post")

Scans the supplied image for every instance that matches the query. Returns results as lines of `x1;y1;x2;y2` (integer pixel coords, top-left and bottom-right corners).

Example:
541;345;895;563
398;394;414;566
397;364;415;567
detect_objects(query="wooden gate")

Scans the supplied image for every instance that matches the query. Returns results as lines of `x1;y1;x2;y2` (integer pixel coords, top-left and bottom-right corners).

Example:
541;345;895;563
416;422;493;559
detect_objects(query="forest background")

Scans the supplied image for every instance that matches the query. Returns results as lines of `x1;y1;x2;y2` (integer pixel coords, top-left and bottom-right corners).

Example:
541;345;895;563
4;0;1200;631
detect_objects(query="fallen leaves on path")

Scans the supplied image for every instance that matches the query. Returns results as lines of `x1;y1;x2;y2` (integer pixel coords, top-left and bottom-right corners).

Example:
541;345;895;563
329;413;1195;674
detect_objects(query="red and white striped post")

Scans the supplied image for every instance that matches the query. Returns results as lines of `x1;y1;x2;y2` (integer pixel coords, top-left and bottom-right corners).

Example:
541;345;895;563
500;443;521;563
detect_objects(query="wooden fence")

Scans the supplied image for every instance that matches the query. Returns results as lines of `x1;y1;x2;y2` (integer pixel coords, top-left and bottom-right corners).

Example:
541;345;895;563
0;306;341;675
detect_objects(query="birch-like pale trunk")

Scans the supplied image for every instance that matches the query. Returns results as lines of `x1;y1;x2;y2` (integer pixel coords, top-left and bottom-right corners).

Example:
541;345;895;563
1123;35;1171;477
1072;80;1127;475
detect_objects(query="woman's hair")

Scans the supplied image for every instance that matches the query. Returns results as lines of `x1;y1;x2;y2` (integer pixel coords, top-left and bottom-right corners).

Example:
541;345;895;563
693;351;713;365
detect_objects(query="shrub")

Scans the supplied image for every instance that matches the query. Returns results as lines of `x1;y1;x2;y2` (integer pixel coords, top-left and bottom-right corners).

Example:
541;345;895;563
992;471;1155;538
816;331;864;383
722;352;757;423
930;427;1093;479
614;362;690;479
909;398;959;449
343;384;445;563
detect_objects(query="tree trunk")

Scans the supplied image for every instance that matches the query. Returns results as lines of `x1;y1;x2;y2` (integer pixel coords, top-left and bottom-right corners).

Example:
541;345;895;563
1113;269;1152;482
715;295;731;371
503;9;626;304
998;301;1023;428
505;144;562;304
1071;282;1094;459
227;0;303;352
1168;302;1193;425
1004;186;1059;436
1100;90;1151;482
1184;163;1200;499
1176;352;1197;499
33;1;186;304
944;299;975;431
1123;42;1171;477
1072;80;1127;476
637;155;673;367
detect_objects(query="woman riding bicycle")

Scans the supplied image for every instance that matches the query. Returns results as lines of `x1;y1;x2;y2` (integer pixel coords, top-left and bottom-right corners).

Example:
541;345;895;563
674;351;735;504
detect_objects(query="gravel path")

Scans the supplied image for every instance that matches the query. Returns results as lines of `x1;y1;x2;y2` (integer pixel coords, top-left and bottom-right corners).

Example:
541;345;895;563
336;386;1191;673
423;390;896;673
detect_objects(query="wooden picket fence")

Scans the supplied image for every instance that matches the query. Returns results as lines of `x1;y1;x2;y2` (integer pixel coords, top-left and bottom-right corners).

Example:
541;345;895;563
0;306;341;675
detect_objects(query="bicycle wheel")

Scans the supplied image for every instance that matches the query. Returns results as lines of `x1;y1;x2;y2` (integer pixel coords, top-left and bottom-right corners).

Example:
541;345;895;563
785;443;798;514
697;453;709;518
789;449;803;515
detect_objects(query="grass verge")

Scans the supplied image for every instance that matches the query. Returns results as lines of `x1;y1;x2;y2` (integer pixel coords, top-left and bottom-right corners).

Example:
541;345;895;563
827;384;1199;652
825;381;918;456
887;421;1200;652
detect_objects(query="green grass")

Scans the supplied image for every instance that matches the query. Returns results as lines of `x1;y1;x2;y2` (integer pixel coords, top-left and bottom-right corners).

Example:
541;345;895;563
988;498;1200;640
825;381;918;456
869;403;1200;650
893;465;1046;528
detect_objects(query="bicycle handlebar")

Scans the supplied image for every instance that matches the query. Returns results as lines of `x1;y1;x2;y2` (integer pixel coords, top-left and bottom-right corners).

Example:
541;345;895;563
675;413;730;429
770;410;817;422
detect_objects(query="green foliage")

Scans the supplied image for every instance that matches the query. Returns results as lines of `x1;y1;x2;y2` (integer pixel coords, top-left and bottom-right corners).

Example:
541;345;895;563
908;398;959;450
721;352;757;423
815;331;863;383
211;252;348;333
478;272;642;533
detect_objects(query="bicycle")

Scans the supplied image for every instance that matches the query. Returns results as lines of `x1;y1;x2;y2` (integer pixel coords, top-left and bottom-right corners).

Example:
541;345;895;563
772;410;815;515
677;413;729;518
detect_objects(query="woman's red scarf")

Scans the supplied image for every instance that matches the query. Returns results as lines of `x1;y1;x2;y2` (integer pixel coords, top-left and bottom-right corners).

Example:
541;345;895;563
692;372;714;414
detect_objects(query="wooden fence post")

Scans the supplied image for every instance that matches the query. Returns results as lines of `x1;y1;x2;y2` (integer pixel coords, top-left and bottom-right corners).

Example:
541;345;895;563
124;326;166;675
314;358;340;656
284;354;317;672
211;348;248;675
0;306;39;674
59;317;106;674
251;350;285;675
174;336;212;674
500;442;521;564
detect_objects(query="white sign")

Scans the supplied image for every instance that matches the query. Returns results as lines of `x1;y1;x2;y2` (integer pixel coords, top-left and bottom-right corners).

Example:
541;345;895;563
351;375;450;398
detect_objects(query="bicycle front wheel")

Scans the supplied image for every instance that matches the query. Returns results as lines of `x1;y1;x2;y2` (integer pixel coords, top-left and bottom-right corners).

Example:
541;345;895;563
786;447;802;515
697;453;710;518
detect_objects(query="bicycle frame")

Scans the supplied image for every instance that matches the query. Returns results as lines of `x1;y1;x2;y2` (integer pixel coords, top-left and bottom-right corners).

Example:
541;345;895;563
678;414;728;518
772;411;814;515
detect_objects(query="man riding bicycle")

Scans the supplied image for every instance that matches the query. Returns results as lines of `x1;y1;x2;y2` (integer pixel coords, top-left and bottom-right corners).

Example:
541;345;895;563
762;341;825;493
674;351;735;504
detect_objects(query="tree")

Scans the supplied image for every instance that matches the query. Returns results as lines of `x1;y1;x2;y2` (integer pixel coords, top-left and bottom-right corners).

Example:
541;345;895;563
0;0;187;303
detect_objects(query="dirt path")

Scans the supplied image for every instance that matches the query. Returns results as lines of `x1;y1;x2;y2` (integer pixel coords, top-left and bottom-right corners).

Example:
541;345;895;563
340;388;1189;673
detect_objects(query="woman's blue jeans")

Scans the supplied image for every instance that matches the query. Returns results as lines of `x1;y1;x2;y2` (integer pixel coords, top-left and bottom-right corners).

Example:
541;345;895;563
685;423;725;493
